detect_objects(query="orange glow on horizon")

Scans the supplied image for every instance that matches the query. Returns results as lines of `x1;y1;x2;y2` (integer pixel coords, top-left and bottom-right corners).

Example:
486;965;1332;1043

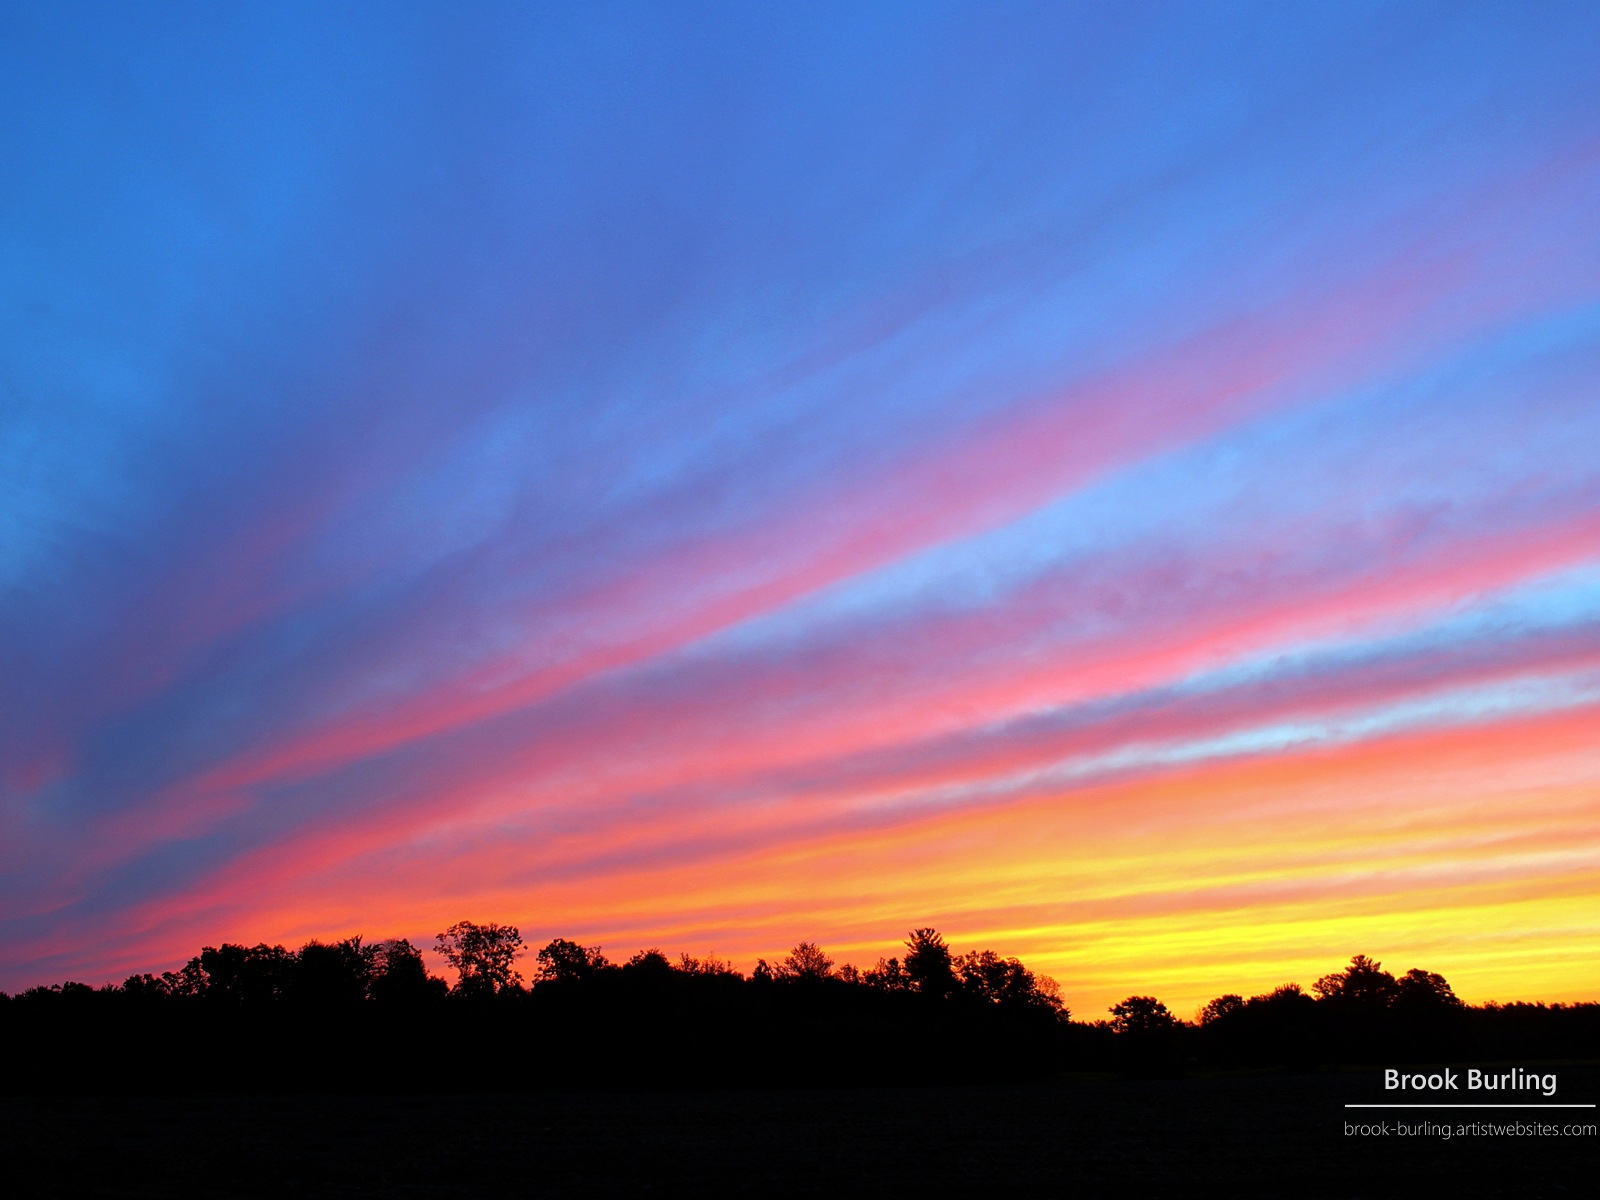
46;700;1599;1018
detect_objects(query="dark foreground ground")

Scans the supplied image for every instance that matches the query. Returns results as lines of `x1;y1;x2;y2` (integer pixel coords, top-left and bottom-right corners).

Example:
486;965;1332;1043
3;1067;1595;1197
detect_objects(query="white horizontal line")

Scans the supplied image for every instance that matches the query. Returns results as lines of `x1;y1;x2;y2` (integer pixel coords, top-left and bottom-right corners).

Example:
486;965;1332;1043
1344;1104;1595;1109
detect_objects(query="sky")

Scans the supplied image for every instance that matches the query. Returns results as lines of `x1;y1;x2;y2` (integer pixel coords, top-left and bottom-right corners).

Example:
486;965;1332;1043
2;0;1598;1015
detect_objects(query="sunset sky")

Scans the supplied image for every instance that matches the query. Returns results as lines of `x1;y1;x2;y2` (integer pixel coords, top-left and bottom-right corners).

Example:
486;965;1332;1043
3;1;1598;1016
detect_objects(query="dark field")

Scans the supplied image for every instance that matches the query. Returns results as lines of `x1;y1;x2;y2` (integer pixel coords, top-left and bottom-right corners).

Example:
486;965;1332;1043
3;1068;1595;1197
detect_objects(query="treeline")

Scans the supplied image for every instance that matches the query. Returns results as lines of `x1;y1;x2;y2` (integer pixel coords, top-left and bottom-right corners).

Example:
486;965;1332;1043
2;928;1594;1092
0;925;1067;1092
1086;955;1599;1075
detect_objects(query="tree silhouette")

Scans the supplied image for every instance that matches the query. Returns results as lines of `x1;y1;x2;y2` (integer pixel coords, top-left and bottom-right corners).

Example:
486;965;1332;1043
1313;954;1398;1008
369;938;445;1004
864;956;910;991
161;956;207;998
1197;994;1245;1025
435;921;523;995
197;943;295;1005
775;942;834;981
535;938;611;984
676;952;737;977
1254;982;1312;1008
624;948;674;979
956;948;1056;1010
1395;967;1462;1009
903;928;956;998
1034;974;1068;1018
292;937;372;1007
120;973;169;1002
1109;995;1178;1036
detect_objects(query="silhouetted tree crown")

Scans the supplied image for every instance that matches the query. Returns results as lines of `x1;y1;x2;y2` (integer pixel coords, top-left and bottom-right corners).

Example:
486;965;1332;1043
1313;954;1398;1007
1109;995;1178;1036
956;948;1064;1014
1197;994;1245;1026
293;938;371;1007
369;938;445;1004
535;938;611;984
864;956;910;991
435;921;524;995
1395;967;1462;1009
1255;982;1314;1009
903;928;957;998
624;948;674;979
776;942;834;981
677;952;738;977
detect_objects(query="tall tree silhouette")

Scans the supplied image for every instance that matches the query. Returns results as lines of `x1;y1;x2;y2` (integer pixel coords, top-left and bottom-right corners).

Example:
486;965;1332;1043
903;928;956;998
